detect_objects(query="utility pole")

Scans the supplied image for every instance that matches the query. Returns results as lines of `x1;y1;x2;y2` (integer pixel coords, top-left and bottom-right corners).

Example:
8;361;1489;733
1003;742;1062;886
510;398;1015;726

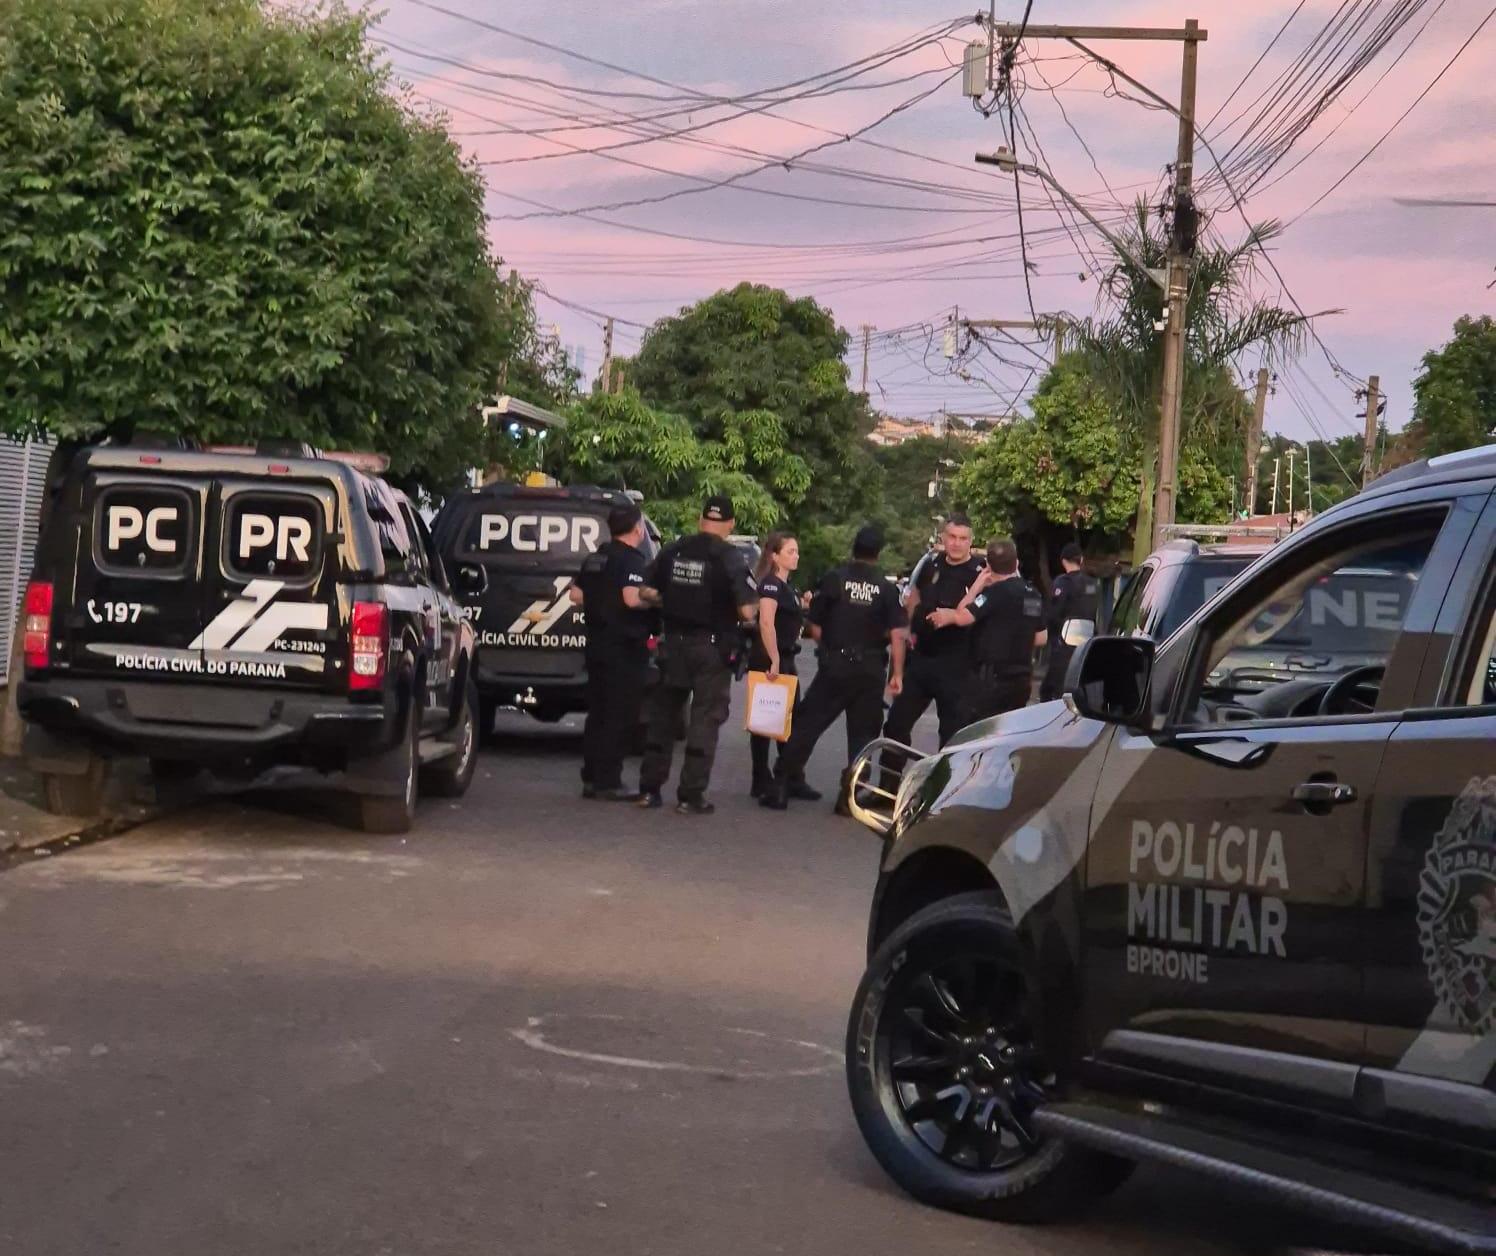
859;324;873;394
1244;367;1270;516
600;317;614;395
1271;457;1281;515
1152;16;1201;547
1305;442;1313;516
1361;373;1381;486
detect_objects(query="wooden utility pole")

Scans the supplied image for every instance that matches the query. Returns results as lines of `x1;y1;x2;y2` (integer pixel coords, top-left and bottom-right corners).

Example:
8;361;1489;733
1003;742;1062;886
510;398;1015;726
1286;446;1297;519
1361;374;1381;486
1151;17;1201;548
1244;367;1270;515
859;324;873;393
600;317;615;395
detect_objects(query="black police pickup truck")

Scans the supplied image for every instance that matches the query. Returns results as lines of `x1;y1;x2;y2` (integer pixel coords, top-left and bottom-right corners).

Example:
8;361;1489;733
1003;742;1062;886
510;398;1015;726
843;445;1496;1251
431;481;658;730
18;443;478;834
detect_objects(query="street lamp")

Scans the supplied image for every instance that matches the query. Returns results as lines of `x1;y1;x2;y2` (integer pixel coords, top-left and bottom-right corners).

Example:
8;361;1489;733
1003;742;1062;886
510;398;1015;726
976;147;1165;289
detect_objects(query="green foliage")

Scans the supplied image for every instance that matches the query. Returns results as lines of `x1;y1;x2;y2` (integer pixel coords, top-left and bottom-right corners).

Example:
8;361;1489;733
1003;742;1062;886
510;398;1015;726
627;283;878;537
551;389;802;537
956;359;1233;558
0;0;519;490
868;434;968;573
1397;315;1496;461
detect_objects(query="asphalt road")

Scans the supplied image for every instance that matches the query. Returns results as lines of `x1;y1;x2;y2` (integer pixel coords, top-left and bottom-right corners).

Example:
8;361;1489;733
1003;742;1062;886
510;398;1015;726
0;688;1331;1256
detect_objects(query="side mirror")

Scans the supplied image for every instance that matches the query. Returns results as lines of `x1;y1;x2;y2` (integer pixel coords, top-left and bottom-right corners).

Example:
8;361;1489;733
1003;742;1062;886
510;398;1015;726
1067;635;1155;725
1060;618;1095;648
453;563;488;597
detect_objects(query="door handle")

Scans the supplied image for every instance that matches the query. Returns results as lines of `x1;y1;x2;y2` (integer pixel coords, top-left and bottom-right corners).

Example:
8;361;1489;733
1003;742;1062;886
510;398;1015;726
1292;780;1356;806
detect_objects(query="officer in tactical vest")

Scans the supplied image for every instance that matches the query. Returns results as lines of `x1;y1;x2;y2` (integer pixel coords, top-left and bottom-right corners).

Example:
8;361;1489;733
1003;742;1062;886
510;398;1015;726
569;503;658;802
1040;541;1099;700
762;526;907;813
882;514;984;749
637;495;756;815
925;538;1047;722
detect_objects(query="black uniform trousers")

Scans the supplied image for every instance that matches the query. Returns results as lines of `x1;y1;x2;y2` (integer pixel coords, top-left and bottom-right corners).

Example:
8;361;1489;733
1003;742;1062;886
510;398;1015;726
882;651;972;749
581;642;649;791
776;652;887;781
1039;644;1074;702
966;667;1032;724
748;653;804;786
639;632;732;802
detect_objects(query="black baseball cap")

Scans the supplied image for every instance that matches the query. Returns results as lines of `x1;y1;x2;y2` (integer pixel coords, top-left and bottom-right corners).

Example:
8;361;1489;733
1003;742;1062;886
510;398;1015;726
853;525;884;558
702;494;735;522
608;504;642;536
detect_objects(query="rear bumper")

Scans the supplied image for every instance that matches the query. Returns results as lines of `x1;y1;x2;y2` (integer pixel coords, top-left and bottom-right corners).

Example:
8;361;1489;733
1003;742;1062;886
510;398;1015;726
17;676;399;763
472;651;659;711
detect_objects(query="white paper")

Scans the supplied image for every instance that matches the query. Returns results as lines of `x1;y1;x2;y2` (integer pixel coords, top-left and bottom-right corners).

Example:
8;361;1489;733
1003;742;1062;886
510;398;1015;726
747;681;792;739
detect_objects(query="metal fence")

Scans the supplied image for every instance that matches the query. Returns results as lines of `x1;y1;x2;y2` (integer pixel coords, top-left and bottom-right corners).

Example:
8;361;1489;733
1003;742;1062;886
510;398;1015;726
0;438;53;687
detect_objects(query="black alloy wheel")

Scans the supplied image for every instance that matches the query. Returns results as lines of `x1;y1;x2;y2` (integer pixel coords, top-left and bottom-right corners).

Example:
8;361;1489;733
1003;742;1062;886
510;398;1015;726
885;954;1050;1172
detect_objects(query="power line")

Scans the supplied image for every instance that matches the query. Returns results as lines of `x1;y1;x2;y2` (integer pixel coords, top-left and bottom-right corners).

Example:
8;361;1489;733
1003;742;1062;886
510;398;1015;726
1289;3;1494;222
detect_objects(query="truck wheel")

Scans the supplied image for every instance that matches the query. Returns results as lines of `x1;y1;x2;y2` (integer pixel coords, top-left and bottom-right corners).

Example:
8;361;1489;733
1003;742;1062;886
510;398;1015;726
41;757;110;819
358;708;418;835
846;892;1129;1223
423;680;479;799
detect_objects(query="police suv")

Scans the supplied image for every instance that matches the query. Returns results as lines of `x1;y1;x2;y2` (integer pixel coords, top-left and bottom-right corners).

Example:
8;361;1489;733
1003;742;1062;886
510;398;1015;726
843;446;1496;1251
430;482;658;729
18;443;478;833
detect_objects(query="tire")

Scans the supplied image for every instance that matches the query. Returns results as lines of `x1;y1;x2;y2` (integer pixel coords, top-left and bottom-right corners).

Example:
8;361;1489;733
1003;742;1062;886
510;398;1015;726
357;705;418;835
423;679;479;798
845;891;1129;1223
41;757;109;818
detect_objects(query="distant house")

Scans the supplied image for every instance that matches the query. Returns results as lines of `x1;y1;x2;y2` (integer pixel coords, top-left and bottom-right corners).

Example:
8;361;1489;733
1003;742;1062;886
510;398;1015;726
0;438;53;687
867;413;1009;447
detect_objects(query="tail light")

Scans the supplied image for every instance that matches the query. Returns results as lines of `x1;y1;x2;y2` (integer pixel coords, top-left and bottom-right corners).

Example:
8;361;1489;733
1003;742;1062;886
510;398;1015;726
349;601;389;691
22;582;53;673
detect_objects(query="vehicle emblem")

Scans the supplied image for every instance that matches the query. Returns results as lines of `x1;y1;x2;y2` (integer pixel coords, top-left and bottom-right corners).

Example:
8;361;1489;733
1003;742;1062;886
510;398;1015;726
1418;774;1496;1036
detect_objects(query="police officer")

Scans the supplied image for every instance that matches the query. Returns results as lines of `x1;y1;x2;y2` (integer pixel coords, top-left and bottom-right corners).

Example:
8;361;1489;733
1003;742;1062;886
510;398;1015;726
926;538;1046;722
637;495;756;815
569;504;657;802
747;533;819;802
1040;541;1099;700
762;526;907;812
882;514;984;749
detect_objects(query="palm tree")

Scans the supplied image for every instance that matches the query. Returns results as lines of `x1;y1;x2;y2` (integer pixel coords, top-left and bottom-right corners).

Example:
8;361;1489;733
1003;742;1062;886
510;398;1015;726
1074;203;1312;560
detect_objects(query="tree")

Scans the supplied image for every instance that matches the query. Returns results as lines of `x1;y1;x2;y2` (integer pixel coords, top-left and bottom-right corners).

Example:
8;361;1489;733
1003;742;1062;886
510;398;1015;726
1074;205;1310;557
1393;315;1496;462
955;358;1232;579
868;434;968;573
626;283;879;555
0;0;515;490
552;389;808;537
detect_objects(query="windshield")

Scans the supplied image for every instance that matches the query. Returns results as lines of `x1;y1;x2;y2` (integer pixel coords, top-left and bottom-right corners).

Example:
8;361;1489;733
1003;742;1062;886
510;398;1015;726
1155;556;1254;640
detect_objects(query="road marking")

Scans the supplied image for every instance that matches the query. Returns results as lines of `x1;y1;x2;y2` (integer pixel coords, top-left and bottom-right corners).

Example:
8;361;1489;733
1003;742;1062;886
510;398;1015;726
510;1014;842;1080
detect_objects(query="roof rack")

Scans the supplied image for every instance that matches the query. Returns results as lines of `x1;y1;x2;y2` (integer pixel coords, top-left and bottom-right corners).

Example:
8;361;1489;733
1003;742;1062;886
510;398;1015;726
1160;522;1292;543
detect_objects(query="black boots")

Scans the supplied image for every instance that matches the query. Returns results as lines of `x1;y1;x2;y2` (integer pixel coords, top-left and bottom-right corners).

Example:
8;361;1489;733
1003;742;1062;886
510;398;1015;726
750;767;772;800
760;772;789;810
833;769;855;817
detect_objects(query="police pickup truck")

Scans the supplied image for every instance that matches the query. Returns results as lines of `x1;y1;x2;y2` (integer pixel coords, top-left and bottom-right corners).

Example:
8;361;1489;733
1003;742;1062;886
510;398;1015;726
843;445;1496;1252
17;443;478;833
431;482;658;730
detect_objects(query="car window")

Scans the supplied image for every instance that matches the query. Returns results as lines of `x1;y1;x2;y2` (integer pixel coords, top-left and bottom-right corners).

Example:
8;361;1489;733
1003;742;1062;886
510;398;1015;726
459;503;604;566
1453;573;1496;708
408;509;448;592
1154;556;1253;640
398;503;429;579
361;477;413;577
1178;520;1442;727
1109;566;1152;634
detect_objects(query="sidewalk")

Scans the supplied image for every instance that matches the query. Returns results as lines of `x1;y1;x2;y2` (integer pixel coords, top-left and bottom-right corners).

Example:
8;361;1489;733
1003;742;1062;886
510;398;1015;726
0;755;156;856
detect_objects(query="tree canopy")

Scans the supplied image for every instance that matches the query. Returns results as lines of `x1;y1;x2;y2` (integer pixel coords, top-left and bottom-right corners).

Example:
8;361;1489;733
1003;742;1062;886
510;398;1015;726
1395;315;1496;462
551;389;807;537
626;283;879;562
0;0;521;489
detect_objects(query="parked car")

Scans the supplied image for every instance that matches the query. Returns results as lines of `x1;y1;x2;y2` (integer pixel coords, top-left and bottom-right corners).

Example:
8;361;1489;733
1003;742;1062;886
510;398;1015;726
430;482;659;730
17;442;477;833
842;444;1496;1251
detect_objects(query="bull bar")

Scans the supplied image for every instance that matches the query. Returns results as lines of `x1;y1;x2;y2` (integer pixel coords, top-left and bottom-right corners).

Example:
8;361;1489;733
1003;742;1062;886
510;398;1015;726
844;736;926;837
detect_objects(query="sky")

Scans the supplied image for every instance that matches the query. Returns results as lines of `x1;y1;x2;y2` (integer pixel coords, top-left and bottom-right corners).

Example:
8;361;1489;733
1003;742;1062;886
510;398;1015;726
364;0;1494;485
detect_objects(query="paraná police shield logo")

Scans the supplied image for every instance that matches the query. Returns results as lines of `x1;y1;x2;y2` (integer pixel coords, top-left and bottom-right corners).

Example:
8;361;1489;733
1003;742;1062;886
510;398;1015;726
1418;775;1496;1036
